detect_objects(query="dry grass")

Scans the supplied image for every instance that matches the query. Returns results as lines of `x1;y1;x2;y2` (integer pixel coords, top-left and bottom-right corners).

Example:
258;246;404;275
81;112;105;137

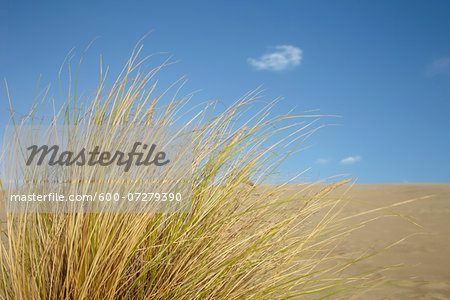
0;41;389;299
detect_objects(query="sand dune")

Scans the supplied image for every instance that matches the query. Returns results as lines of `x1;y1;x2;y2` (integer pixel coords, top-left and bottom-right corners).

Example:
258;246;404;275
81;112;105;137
312;184;450;299
1;184;449;298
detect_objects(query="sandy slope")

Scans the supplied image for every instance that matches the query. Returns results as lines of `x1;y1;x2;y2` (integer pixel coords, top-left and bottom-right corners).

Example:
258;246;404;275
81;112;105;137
312;184;450;299
1;184;449;298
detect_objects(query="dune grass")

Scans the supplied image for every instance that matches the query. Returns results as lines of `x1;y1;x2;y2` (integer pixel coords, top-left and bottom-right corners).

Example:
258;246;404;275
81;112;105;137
0;42;389;299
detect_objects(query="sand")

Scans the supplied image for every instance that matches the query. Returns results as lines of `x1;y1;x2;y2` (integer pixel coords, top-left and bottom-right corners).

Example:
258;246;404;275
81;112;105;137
1;183;449;298
310;183;450;299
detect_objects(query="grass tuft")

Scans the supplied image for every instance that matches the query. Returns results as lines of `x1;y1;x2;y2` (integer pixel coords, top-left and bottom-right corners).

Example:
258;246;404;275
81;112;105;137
0;42;391;299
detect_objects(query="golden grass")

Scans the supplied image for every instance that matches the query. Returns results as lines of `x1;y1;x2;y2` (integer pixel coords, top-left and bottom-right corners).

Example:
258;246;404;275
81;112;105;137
0;41;392;299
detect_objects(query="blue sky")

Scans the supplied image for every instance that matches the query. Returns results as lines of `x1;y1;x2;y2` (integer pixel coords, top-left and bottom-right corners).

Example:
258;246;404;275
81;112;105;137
0;0;449;183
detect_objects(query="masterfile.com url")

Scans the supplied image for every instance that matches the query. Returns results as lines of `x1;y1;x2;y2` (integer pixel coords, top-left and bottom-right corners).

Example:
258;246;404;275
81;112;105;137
10;193;98;202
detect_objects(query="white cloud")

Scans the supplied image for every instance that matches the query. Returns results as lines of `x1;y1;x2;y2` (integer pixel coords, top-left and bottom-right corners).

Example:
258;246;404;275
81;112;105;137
425;56;450;77
248;45;302;71
340;156;361;165
315;158;329;165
